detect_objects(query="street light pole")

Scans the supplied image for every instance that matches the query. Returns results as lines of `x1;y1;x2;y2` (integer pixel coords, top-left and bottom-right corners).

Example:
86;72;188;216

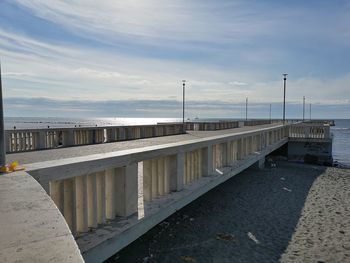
269;103;272;123
303;96;305;121
0;61;6;167
282;73;288;124
182;80;186;133
245;97;248;121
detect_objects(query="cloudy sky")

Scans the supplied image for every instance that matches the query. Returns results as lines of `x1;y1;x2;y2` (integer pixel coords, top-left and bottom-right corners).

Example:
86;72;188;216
0;0;349;119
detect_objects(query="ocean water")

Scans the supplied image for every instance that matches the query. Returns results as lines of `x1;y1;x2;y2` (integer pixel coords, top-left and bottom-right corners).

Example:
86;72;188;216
331;119;350;168
3;117;350;167
4;117;181;130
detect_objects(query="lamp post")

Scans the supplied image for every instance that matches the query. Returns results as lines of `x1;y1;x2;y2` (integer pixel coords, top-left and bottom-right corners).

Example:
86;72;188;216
282;73;288;124
182;80;186;133
303;96;305;121
269;103;272;123
245;97;248;121
0;61;6;167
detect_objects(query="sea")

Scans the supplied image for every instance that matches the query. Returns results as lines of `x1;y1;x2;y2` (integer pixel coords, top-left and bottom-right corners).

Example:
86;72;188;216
4;117;350;168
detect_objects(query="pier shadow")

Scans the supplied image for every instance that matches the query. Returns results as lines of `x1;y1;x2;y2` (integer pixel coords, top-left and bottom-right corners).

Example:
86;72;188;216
107;161;326;263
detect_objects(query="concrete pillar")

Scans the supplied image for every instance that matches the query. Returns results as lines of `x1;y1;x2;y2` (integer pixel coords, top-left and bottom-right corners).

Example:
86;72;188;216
50;180;64;212
169;153;184;191
63;178;76;234
324;126;330;139
185;152;190;184
151;159;158;198
143;160;153;201
201;146;213;176
37;131;46;149
197;149;202;178
96;171;106;224
74;175;88;233
221;142;227;166
236;139;242;160
105;168;116;219
87;173;97;228
245;137;250;155
253;157;265;169
164;156;170;194
140;127;145;138
194;150;199;180
115;163;138;217
63;130;74;146
157;157;165;195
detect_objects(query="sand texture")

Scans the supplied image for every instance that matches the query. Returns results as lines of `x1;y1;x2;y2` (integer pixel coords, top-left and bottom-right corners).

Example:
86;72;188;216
108;161;350;263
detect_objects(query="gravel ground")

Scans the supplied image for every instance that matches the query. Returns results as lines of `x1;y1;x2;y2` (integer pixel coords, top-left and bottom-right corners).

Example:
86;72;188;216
107;161;350;263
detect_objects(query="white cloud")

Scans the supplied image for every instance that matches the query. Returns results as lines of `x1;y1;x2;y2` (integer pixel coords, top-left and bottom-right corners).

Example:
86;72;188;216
1;1;350;118
13;0;288;49
229;81;247;86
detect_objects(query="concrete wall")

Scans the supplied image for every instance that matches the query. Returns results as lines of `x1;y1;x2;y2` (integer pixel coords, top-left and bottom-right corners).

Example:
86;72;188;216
288;139;333;164
0;171;83;263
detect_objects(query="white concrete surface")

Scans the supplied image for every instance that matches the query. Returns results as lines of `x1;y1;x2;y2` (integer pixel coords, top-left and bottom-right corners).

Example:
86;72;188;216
0;171;83;263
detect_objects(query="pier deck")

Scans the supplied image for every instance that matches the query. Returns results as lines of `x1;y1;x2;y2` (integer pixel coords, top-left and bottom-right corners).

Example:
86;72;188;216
7;123;280;164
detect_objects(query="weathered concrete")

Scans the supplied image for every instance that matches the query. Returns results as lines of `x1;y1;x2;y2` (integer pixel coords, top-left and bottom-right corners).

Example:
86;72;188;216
0;171;83;263
288;138;333;164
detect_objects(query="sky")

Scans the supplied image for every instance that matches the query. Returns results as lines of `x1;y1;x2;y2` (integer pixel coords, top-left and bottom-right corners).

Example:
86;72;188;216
0;0;349;119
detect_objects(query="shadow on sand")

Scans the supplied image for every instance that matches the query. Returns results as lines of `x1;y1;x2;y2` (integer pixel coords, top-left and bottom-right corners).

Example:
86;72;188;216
108;161;325;263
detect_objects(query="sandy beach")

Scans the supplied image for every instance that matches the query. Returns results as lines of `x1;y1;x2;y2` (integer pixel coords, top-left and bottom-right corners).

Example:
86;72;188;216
108;161;350;263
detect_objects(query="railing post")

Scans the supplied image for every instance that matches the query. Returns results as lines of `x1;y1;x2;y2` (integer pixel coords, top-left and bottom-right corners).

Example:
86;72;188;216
305;126;310;138
63;130;74;146
37;131;46;149
324;125;330;139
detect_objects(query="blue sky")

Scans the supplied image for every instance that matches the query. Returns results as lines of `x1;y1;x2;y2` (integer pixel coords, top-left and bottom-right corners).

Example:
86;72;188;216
0;0;349;119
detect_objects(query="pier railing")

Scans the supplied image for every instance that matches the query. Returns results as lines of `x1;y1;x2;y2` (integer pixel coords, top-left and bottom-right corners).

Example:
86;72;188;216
289;123;331;139
26;124;289;237
5;123;184;153
185;121;239;131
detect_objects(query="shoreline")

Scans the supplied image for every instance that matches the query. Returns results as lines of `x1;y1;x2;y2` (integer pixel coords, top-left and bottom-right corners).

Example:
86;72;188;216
109;161;350;263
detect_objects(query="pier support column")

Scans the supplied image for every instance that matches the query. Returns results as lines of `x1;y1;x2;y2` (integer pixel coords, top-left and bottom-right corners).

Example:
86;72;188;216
253;157;265;170
74;175;88;233
201;146;213;176
115;163;138;217
170;153;184;191
143;160;152;201
105;168;116;219
87;173;97;228
236;138;242;160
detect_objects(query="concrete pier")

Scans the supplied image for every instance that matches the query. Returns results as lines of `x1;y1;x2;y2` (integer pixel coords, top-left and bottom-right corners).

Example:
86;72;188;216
0;121;333;262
